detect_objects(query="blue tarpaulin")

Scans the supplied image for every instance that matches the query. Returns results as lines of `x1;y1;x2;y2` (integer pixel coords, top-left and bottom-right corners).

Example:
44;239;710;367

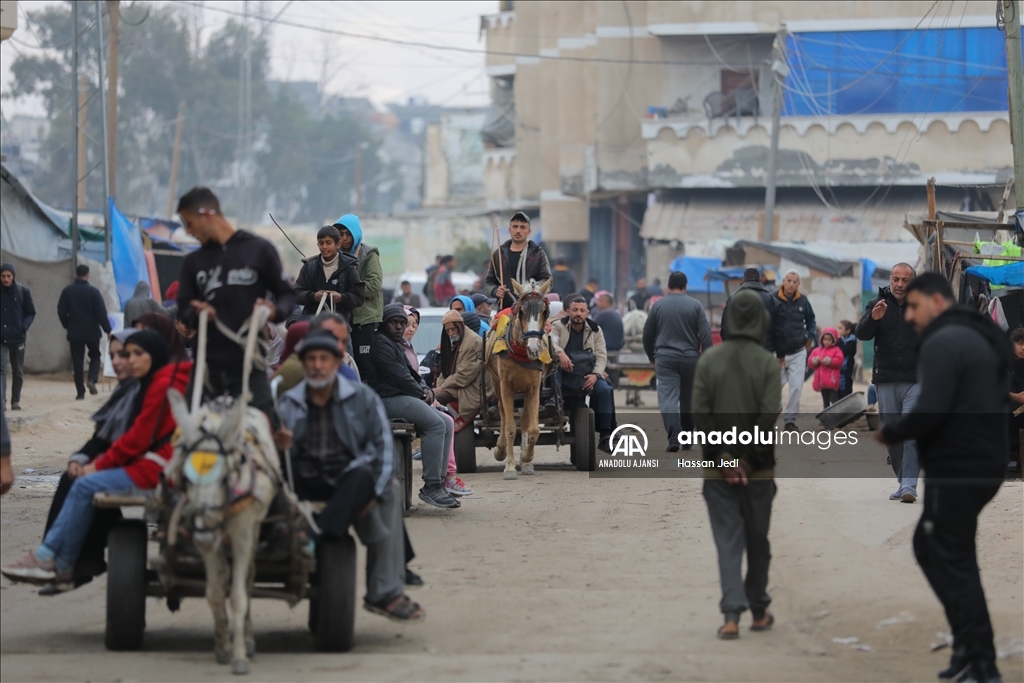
965;263;1024;288
704;265;777;282
110;199;150;309
860;258;877;291
669;256;725;293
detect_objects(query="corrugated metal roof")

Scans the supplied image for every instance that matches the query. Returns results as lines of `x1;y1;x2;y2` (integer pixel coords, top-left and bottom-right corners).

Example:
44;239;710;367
641;191;949;244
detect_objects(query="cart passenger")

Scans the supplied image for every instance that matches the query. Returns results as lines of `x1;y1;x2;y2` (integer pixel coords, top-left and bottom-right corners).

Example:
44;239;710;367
2;332;191;589
275;331;425;621
551;295;617;453
434;310;484;422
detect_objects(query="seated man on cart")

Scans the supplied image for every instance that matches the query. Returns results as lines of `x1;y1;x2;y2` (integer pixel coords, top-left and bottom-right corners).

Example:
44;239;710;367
275;330;424;622
433;310;484;428
550;295;617;453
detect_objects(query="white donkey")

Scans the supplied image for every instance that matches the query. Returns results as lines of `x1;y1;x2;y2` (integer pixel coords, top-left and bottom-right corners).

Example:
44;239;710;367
164;306;281;675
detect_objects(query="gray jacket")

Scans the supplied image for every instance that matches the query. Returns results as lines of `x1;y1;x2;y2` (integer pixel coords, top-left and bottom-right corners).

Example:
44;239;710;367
278;374;393;497
642;292;713;360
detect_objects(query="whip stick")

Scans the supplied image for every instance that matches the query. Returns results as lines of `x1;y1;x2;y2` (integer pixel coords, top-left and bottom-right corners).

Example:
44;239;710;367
269;213;307;259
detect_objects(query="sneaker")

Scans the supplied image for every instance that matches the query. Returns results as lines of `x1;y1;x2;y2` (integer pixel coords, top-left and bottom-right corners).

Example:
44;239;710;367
11;402;20;411
889;489;902;500
2;550;59;584
956;660;1002;683
939;648;971;680
784;422;798;432
900;489;917;504
598;438;612;454
418;485;460;509
87;381;98;395
412;448;422;461
75;395;85;401
666;443;680;453
445;477;474;497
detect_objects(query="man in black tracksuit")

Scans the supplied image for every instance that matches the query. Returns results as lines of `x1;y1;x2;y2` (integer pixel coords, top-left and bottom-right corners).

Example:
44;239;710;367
175;188;296;423
293;225;365;321
57;264;111;399
720;268;776;353
877;273;1009;683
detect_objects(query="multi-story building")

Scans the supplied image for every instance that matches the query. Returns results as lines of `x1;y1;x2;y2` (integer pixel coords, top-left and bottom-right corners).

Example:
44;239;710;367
480;0;1016;300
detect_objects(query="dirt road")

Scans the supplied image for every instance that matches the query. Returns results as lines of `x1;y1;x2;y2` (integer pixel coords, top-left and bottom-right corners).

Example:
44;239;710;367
1;379;1022;682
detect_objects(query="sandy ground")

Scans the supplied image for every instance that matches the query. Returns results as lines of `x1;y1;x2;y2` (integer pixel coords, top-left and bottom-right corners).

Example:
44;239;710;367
1;377;1022;683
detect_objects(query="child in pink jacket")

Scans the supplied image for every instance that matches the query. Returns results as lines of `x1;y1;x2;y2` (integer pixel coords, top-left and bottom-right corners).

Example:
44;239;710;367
808;327;845;408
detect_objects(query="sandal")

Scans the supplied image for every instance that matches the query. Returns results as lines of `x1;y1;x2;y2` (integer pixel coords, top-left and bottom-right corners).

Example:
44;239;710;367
364;594;425;622
717;621;739;640
750;612;775;632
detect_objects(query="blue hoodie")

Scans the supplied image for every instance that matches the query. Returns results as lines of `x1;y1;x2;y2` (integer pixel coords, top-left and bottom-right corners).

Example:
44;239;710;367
450;295;489;334
335;213;363;256
334;213;383;325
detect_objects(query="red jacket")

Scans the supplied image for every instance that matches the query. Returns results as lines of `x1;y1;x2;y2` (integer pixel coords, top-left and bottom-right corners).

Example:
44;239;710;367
807;328;844;392
433;266;456;305
93;360;192;488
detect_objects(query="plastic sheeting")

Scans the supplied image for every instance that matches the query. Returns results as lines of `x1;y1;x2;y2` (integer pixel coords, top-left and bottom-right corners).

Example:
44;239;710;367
110;199;150;309
965;263;1024;288
669;256;725;293
784;27;1009;116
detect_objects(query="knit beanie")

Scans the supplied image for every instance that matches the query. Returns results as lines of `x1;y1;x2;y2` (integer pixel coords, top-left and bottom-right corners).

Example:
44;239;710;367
382;303;408;323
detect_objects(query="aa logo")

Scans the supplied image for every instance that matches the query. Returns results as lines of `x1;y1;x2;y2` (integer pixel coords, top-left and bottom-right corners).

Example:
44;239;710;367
609;424;648;458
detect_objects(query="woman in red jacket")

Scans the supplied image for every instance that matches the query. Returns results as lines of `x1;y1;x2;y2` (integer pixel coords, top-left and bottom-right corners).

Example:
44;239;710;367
2;330;191;587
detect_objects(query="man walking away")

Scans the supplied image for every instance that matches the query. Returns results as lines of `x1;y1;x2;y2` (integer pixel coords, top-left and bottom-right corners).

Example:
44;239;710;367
294;225;365;321
393;280;422;307
551;256;577;301
335;214;383;386
122;281;162;328
433;255;458;306
857;263;920;502
774;271;816;431
693;290;780;640
175;187;296;421
592;292;625;352
1;264;35;410
58;265;111;400
877;273;1010;683
721;268;775;353
484;212;551;311
643;271;713;452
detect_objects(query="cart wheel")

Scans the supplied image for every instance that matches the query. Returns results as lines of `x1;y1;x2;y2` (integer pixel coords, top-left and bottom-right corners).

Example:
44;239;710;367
313;534;357;652
570;406;594;472
105;520;147;651
454;426;477;474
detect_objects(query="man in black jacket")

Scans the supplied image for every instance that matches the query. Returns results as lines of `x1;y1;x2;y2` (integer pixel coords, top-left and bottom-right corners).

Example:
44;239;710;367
550;256;576;301
1;263;36;410
484;212;551;310
57;265;111;400
721;268;775;352
175;187;296;422
774;271;816;430
293;225;365;320
368;304;458;510
856;263;920;502
877;273;1009;683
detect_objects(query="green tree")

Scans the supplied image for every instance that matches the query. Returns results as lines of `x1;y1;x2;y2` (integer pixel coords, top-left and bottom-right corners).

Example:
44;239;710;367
454;240;493;277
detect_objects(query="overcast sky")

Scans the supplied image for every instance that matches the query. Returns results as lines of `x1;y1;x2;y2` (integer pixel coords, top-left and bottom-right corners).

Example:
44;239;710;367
1;0;497;117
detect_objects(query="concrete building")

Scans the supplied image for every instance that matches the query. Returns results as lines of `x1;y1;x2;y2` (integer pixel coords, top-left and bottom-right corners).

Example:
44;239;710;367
479;0;1016;302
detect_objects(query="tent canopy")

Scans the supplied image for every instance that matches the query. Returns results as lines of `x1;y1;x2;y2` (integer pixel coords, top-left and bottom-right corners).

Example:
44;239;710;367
965;263;1024;288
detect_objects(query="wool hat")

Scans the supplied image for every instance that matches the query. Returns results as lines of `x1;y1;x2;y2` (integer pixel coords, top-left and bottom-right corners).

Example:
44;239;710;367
442;310;464;326
296;330;342;358
460;311;481;334
383;303;408;323
0;263;14;276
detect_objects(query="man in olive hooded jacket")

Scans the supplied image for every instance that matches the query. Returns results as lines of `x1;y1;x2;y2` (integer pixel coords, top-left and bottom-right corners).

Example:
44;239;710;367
692;289;781;640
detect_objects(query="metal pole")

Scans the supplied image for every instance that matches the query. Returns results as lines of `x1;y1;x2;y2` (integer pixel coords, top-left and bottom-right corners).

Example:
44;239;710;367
167;100;185;217
72;1;80;268
763;27;788;244
106;0;118;198
1002;0;1024;210
96;0;112;264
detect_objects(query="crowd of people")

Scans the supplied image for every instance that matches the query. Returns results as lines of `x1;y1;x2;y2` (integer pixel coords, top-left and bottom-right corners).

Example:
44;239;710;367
0;187;1016;681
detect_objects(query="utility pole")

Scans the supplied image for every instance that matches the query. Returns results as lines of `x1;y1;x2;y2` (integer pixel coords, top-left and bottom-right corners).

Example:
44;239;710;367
1001;0;1024;211
77;76;87;209
763;26;788;244
72;0;80;267
96;0;112;264
105;0;118;198
355;144;363;214
167;101;185;217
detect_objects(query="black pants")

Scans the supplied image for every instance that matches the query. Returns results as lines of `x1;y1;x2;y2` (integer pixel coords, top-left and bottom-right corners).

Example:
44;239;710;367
821;388;838;408
69;340;101;397
45;471;122;587
351;323;378;386
913;480;1002;670
1;342;25;405
295;466;376;540
188;365;278;430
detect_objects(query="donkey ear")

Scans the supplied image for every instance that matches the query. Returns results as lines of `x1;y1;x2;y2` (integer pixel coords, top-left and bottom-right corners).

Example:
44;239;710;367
167;389;195;443
511;279;523;295
538;278;552;296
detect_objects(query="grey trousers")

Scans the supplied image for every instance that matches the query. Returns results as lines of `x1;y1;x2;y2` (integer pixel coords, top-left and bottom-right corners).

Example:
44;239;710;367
779;348;807;424
381;394;452;486
655;356;699;443
703;478;777;618
355;478;405;604
1;342;25;405
876;382;921;493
